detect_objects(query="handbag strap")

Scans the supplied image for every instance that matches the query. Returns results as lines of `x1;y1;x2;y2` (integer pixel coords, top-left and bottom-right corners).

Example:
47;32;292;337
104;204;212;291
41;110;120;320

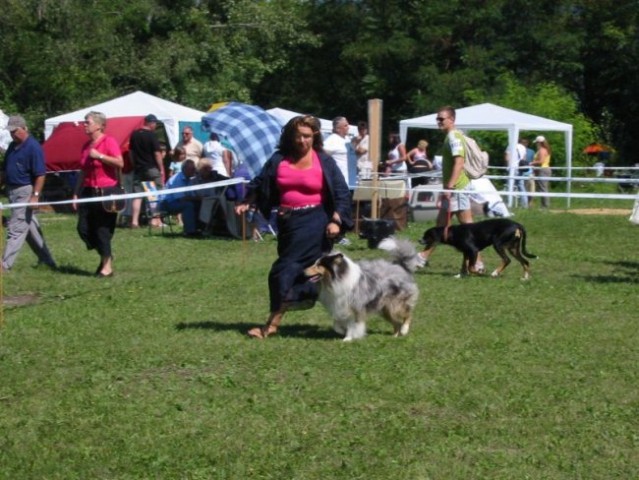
114;167;123;186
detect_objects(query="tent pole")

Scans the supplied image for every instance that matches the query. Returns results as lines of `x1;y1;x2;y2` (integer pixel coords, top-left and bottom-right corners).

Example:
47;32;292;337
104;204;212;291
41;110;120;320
507;128;519;209
566;127;573;209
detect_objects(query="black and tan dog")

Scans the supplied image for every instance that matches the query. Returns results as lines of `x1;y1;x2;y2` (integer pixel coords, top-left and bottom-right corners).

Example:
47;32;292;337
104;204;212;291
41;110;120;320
420;218;537;279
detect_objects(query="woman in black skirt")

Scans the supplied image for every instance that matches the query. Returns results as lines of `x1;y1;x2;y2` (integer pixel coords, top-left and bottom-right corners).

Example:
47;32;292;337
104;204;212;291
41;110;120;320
72;111;124;277
235;115;352;338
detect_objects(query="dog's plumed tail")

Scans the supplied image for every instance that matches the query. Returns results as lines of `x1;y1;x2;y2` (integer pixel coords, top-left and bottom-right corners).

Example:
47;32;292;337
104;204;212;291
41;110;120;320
377;236;424;272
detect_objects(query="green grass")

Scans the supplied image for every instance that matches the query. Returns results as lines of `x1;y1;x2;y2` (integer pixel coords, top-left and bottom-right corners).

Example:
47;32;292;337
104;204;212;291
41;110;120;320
0;205;638;479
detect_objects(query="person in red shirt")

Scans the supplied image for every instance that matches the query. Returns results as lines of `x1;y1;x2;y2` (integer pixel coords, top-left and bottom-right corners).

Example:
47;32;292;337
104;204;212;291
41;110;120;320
72;111;124;277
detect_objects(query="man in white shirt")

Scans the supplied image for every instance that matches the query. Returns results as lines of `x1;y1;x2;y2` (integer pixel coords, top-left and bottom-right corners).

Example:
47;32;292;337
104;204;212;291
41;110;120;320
323;116;351;186
506;139;529;208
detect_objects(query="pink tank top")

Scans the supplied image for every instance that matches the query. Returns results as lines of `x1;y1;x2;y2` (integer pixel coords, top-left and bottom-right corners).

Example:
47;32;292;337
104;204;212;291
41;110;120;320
278;151;323;207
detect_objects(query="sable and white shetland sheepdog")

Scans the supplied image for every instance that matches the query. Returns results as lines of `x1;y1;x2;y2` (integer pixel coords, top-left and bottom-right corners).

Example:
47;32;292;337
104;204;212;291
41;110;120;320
304;237;423;341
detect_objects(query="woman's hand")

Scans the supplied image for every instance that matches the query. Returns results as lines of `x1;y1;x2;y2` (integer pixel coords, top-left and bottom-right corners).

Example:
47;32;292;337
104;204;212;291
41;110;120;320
326;220;340;238
72;194;78;212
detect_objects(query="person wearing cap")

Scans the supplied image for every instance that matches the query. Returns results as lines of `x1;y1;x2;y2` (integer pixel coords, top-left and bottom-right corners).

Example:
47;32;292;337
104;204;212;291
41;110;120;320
1;115;56;272
129;114;165;228
531;135;552;208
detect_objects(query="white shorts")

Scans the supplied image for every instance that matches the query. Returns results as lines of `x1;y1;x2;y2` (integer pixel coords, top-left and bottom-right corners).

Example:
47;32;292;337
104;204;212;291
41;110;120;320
441;191;471;213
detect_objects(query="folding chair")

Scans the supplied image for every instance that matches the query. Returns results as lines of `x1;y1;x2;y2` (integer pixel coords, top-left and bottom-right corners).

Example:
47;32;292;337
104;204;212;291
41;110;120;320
141;181;174;236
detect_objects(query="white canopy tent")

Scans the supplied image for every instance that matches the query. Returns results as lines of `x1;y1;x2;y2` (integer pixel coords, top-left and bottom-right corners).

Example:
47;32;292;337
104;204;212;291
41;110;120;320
0;108;11;152
44;91;206;148
266;107;359;138
399;103;574;207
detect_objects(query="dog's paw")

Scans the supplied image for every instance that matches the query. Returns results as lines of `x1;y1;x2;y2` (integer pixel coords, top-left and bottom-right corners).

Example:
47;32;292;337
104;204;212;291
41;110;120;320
491;270;500;278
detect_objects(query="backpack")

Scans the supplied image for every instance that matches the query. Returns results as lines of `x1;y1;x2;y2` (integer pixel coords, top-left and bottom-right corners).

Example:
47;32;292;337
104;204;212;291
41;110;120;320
461;134;489;179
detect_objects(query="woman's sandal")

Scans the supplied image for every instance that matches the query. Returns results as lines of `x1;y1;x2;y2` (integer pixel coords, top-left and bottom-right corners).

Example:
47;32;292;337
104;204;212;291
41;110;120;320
247;325;278;339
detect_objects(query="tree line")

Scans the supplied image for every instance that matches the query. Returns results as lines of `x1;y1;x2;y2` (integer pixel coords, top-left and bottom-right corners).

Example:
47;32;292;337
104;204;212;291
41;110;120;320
1;0;637;165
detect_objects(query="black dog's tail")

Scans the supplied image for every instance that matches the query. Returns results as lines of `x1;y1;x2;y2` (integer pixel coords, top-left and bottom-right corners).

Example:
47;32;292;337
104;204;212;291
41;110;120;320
377;236;423;273
518;225;538;259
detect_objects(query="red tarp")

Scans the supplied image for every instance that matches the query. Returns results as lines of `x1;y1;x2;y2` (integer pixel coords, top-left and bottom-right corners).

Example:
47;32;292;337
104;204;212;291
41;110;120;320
43;116;144;171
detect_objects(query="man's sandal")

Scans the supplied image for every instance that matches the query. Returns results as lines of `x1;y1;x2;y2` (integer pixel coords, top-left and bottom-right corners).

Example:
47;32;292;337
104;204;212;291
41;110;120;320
247;325;278;339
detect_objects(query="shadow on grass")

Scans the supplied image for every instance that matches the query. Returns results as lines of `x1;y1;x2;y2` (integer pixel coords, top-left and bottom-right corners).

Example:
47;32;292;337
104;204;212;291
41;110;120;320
55;264;95;277
576;274;639;284
415;268;494;279
575;260;639;284
175;320;340;340
604;260;639;271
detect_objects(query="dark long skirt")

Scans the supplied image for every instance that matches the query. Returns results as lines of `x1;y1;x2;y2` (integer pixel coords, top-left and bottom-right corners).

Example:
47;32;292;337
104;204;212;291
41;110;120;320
268;206;331;312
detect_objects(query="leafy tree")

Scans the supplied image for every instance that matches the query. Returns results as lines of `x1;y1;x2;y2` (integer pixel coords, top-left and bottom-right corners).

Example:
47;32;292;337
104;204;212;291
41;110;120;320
575;0;639;163
1;0;638;162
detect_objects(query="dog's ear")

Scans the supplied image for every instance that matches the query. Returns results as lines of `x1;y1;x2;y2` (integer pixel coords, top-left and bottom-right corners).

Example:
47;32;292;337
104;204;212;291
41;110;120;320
327;253;347;279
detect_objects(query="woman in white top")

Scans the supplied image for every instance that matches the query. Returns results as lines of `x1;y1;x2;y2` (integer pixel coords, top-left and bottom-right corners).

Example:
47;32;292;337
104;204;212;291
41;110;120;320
385;133;407;176
202;132;231;176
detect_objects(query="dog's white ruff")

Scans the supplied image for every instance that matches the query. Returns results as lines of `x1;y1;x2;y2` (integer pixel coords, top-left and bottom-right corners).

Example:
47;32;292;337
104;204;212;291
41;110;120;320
318;256;367;341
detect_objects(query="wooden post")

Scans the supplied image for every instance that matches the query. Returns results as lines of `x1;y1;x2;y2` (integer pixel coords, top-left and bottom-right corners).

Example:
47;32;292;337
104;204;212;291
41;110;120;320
368;99;383;219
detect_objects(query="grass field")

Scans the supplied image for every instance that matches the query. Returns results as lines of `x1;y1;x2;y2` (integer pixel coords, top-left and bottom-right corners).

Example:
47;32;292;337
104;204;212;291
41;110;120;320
0;198;638;479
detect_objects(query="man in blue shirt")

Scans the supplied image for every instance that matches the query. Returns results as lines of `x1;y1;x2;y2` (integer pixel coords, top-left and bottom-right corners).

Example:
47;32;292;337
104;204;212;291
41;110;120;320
1;115;56;271
158;159;198;236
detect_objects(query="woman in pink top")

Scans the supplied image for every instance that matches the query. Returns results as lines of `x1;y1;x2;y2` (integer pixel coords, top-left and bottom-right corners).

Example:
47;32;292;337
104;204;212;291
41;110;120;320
235;115;352;338
72;111;124;277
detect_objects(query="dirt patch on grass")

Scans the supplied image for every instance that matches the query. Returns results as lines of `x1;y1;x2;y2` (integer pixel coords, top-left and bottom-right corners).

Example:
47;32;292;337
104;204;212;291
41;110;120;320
551;208;631;216
3;294;40;307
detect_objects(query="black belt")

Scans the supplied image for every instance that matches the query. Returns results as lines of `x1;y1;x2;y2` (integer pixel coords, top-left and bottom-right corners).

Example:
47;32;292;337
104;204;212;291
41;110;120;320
278;204;321;213
277;204;323;217
81;186;103;197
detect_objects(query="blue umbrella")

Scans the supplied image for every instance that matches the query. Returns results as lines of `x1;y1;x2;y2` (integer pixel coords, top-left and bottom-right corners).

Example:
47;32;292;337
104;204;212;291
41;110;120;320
201;102;282;178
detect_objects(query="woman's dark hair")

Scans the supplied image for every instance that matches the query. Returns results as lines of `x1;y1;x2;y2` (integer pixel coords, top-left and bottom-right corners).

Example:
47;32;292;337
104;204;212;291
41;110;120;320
388;133;401;148
278;115;323;156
